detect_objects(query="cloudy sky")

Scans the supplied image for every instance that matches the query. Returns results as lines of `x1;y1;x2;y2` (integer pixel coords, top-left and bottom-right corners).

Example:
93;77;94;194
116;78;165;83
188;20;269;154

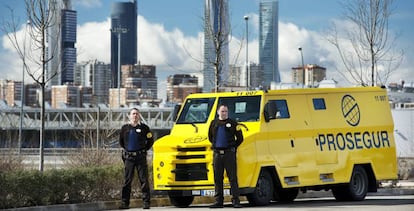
0;0;413;101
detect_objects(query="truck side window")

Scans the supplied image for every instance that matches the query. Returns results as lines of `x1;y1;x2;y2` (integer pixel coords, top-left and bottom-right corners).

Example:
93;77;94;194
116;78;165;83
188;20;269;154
313;98;326;110
269;100;290;119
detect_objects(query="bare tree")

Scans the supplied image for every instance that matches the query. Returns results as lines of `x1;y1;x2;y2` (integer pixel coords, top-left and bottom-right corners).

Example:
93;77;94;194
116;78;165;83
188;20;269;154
179;1;247;94
1;0;60;171
71;122;118;149
68;115;119;168
204;0;232;92
327;0;403;86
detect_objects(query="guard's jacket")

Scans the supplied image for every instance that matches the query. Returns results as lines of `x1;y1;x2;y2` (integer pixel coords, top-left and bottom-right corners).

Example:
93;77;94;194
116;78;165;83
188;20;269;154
119;123;154;152
208;118;243;150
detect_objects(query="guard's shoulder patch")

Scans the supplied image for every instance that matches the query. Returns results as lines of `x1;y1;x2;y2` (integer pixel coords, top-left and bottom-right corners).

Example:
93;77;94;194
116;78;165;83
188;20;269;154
147;132;153;139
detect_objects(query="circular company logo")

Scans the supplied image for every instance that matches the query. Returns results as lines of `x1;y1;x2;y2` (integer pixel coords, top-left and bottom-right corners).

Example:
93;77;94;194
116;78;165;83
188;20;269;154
341;95;360;126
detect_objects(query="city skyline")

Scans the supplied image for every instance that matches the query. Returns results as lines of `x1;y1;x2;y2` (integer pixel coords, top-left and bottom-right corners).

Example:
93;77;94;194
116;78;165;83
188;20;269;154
0;0;413;101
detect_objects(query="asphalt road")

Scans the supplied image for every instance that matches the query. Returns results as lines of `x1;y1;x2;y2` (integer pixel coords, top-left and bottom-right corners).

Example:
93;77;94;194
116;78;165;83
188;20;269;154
110;195;414;211
7;186;413;211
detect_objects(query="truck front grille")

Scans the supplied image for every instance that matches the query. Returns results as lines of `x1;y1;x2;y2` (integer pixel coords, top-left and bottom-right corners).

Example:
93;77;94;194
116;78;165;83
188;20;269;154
176;155;205;159
173;163;208;181
177;147;206;152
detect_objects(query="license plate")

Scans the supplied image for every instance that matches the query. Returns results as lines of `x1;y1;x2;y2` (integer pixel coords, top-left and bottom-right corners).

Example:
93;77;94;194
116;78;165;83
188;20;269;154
200;189;230;196
192;190;201;195
201;189;215;196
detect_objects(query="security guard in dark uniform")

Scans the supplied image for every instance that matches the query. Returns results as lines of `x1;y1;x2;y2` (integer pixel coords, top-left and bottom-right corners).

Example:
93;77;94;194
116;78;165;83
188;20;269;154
119;108;154;209
208;104;243;208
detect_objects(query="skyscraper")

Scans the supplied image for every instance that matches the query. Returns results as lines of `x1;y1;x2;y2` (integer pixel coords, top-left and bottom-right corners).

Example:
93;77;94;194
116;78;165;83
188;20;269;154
47;0;77;88
203;0;230;93
110;0;138;88
259;0;280;87
75;60;112;105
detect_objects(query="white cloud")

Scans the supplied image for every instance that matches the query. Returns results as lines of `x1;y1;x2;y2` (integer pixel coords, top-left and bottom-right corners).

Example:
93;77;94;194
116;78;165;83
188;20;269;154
72;0;102;8
0;24;29;81
77;19;111;63
137;16;203;73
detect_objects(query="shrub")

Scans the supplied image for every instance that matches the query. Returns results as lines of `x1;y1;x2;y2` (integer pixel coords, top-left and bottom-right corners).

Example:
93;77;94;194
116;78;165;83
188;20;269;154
0;151;24;172
0;165;123;209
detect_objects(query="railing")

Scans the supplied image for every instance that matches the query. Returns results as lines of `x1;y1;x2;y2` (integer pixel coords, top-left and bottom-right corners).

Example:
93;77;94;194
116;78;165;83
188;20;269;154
0;107;175;130
0;147;122;156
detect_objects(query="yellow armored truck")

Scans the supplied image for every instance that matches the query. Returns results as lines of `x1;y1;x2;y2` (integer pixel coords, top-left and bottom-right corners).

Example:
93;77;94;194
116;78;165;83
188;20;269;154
152;87;397;207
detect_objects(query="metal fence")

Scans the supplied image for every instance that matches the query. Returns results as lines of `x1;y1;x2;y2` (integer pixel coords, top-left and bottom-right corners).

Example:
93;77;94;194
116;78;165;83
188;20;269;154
0;107;175;130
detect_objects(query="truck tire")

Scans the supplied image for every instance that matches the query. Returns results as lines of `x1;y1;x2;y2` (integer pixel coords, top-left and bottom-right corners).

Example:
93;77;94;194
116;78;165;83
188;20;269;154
332;166;368;201
246;170;274;206
274;187;299;202
168;195;194;208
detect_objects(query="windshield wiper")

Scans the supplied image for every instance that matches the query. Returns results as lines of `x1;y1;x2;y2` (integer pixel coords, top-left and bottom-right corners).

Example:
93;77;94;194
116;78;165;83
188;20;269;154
191;123;198;133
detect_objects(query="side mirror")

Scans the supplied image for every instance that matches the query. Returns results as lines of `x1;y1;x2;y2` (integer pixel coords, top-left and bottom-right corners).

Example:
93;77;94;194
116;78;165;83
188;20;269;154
264;101;277;122
172;104;181;122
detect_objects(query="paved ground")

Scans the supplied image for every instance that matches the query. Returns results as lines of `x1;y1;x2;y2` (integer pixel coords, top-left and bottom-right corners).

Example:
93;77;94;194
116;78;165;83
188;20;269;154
6;181;414;211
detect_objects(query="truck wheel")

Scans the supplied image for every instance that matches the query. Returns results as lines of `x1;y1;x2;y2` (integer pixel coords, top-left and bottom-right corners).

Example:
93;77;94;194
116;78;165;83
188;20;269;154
168;195;194;208
246;170;274;206
332;166;368;201
274;187;298;202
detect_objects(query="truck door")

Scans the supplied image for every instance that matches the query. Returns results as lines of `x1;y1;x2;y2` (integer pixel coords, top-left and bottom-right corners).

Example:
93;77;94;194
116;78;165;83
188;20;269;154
307;95;339;165
263;96;317;185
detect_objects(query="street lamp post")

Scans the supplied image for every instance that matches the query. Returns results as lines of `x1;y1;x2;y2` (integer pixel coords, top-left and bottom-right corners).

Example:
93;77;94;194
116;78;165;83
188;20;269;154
298;47;305;87
111;27;127;108
244;15;249;90
19;20;30;154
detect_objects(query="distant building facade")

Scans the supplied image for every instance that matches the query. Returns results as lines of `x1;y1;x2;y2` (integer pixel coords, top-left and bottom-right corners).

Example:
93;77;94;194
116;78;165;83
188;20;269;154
259;0;280;87
228;63;264;89
110;0;138;88
75;60;111;105
249;63;265;88
25;84;40;107
109;64;159;108
292;64;326;87
0;80;22;107
51;85;92;108
229;65;242;87
166;74;201;103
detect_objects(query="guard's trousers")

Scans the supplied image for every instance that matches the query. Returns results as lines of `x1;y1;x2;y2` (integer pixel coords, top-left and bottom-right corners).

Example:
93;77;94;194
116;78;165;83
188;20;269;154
212;148;240;204
121;153;150;205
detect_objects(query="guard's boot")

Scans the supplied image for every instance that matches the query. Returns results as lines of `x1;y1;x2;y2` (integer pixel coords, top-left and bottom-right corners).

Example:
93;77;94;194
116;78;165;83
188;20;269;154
232;199;242;208
143;201;150;209
209;201;224;208
119;201;129;209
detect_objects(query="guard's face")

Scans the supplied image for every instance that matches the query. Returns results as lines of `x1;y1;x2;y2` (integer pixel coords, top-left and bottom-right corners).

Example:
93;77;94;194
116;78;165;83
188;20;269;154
217;106;228;120
129;109;140;123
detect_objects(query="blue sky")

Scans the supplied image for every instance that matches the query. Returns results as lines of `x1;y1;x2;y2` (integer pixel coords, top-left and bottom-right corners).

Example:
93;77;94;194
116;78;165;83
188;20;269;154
1;0;413;100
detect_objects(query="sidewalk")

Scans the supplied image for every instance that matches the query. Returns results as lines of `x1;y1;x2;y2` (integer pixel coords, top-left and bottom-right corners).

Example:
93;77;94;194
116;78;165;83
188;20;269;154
6;181;414;211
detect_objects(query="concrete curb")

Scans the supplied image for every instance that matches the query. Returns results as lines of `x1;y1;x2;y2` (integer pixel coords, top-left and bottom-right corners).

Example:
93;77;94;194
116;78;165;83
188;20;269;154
6;186;414;211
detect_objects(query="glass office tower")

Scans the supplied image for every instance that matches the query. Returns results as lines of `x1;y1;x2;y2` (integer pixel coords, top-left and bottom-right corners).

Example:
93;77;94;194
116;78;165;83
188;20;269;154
110;0;138;88
47;0;77;87
259;0;280;87
61;9;77;84
203;0;229;92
